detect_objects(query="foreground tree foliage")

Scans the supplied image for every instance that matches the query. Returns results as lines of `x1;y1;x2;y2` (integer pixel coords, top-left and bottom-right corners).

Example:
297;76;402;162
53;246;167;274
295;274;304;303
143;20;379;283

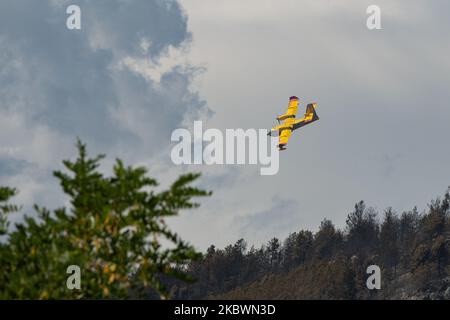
0;141;210;299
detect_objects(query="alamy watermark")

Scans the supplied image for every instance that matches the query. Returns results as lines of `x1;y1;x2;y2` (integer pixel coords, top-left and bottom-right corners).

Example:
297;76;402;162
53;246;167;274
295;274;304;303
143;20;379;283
367;5;382;30
171;121;280;175
66;5;81;30
366;265;381;290
66;265;81;290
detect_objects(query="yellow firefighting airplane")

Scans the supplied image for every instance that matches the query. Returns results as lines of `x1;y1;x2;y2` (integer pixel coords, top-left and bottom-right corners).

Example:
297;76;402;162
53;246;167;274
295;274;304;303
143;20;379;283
268;96;319;151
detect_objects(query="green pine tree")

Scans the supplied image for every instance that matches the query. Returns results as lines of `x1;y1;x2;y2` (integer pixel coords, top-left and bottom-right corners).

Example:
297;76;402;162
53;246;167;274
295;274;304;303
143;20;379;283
0;140;211;299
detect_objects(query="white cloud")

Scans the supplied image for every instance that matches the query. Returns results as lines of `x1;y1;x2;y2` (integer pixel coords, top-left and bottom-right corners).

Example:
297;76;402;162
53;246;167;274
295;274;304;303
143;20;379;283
0;0;209;227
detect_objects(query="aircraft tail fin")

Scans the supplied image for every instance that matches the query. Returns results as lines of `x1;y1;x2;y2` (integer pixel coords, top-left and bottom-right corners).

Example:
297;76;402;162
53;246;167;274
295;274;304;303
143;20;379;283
306;103;319;121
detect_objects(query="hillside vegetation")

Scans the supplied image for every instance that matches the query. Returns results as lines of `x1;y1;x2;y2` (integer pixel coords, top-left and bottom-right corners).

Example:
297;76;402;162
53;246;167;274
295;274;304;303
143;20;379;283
168;192;450;300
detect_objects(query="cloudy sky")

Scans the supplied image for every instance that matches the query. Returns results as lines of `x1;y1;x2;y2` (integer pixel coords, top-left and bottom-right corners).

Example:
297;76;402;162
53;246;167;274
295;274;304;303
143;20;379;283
1;0;449;250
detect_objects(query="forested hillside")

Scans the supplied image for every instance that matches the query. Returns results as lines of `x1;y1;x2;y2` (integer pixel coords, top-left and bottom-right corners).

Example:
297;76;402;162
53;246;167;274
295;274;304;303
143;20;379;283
164;190;450;300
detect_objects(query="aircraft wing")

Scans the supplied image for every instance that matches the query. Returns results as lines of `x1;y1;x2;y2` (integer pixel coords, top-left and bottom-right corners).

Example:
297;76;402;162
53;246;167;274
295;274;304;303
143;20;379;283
285;97;299;117
277;96;299;121
268;124;293;150
278;128;292;150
